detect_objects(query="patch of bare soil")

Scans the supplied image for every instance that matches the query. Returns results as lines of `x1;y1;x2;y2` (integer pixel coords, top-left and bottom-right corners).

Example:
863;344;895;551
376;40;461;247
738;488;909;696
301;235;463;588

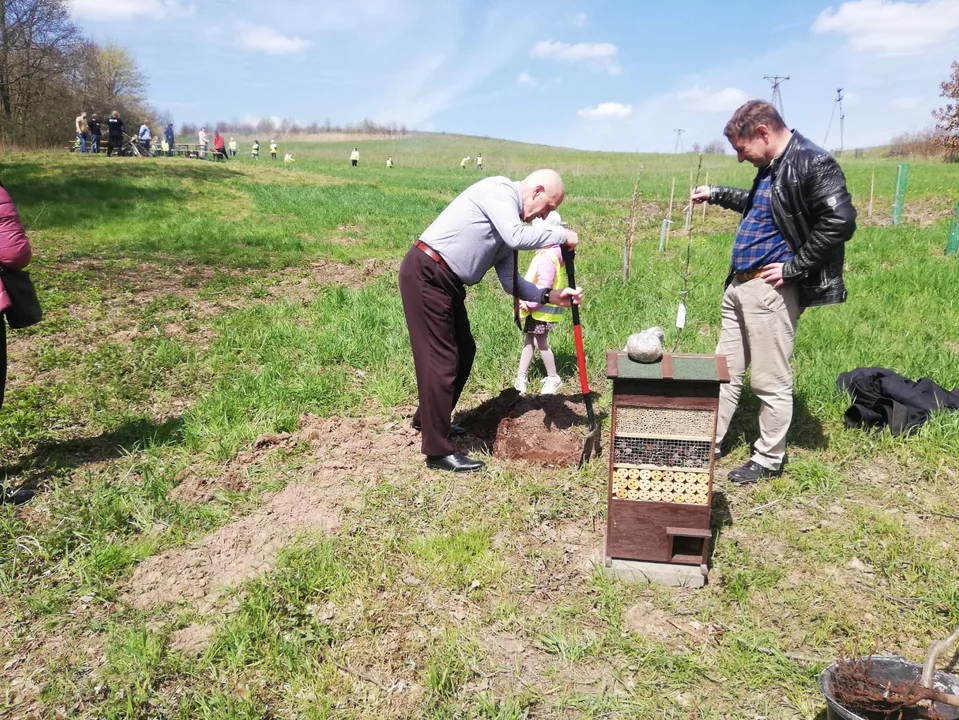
1;624;107;718
135;415;422;611
308;258;392;289
126;478;356;612
169;624;217;655
454;389;596;467
624;602;678;643
476;631;553;692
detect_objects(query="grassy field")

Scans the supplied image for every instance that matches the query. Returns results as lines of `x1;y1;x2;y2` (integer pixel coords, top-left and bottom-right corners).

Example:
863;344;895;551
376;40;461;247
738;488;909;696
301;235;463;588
0;134;958;719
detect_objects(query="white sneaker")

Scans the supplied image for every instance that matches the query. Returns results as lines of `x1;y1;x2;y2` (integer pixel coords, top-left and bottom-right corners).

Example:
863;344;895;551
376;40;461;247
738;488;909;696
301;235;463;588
514;375;529;394
540;376;562;395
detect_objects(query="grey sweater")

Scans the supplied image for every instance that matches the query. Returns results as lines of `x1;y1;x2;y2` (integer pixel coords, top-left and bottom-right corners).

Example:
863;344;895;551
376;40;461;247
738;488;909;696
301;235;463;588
419;176;568;302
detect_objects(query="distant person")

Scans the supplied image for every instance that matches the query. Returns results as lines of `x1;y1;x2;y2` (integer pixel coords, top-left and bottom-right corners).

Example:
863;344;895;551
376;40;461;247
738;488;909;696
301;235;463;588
88;114;101;154
75;112;88;153
283;152;295;163
0;179;36;504
460;155;470;169
106;111;124;157
270;139;278;160
164;123;175;157
690;100;857;485
138;120;152;154
350;147;359;167
252;139;260;160
228;137;238;157
213;130;227;160
476;153;483;170
514;211;566;395
386;155;393;168
399;169;582;473
198;127;209;158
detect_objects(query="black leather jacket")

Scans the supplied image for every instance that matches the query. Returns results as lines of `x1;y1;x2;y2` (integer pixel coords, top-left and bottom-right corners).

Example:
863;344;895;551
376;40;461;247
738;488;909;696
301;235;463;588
708;131;857;308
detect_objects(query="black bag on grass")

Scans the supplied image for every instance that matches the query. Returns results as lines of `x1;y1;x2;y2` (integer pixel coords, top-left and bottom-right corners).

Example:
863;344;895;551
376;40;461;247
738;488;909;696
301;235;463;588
1;269;42;329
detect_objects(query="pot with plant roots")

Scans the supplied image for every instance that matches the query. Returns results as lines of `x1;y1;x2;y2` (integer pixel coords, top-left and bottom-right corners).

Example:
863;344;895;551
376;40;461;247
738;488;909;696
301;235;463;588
819;629;959;720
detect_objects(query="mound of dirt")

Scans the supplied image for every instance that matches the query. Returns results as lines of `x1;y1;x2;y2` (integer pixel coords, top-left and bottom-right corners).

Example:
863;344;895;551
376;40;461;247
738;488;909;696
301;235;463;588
127;476;357;612
173;415;420;505
134;414;424;612
455;390;595;467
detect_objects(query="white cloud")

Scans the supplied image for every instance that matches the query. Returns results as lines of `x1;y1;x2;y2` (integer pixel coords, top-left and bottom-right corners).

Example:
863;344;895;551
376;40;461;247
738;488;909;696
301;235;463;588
568;12;588;27
841;90;861;107
235;24;311;54
70;0;194;20
517;71;538;88
890;95;926;109
812;0;959;56
530;40;622;75
676;86;749;112
577;101;633;120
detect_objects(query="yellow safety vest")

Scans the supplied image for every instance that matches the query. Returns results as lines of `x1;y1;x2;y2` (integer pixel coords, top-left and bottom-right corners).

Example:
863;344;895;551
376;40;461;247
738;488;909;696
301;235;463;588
522;251;565;323
270;143;277;152
252;143;259;153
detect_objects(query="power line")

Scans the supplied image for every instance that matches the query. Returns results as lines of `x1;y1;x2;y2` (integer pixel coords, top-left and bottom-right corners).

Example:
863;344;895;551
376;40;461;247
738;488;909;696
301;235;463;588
764;75;790;117
673;128;685;154
823;87;845;156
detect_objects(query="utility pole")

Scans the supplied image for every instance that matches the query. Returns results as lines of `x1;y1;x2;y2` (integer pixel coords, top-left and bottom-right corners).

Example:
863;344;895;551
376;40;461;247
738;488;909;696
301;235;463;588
764;75;789;117
824;87;845;156
673;128;685;154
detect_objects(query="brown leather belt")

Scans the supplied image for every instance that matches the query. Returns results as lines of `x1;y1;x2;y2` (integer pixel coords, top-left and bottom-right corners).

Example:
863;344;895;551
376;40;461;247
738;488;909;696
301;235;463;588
414;240;450;271
733;268;764;283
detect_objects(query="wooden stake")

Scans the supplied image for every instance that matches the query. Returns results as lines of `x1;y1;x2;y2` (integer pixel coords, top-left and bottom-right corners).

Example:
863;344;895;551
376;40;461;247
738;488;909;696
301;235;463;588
623;175;641;282
665;177;676;250
867;166;875;219
702;171;709;219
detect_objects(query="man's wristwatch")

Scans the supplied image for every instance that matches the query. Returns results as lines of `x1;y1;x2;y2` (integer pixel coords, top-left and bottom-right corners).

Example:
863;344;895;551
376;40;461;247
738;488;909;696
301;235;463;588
541;288;552;305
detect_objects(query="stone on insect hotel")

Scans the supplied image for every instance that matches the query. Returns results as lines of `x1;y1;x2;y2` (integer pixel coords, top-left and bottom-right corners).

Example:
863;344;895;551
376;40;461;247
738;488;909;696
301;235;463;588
604;351;729;586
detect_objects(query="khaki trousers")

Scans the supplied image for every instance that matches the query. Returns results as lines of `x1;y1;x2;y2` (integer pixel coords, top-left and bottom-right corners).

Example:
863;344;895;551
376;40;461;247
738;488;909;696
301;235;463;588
714;278;803;470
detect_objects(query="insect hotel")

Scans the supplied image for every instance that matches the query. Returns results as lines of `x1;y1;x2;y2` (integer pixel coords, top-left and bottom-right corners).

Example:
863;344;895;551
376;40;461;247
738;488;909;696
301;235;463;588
604;351;729;584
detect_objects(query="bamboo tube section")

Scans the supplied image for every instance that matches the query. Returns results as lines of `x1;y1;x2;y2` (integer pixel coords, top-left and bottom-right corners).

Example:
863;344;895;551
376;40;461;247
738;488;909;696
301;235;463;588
611;467;710;505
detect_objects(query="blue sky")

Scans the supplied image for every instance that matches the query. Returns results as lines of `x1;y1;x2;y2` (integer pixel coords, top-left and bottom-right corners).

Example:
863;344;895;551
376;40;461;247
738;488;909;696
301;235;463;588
71;0;959;152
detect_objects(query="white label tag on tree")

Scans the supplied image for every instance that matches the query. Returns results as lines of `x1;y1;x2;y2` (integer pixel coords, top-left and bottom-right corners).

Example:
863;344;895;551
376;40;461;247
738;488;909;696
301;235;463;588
675;303;687;330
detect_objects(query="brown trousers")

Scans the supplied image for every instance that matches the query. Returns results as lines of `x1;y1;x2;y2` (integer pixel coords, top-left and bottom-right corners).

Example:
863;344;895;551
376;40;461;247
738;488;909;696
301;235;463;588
399;247;476;456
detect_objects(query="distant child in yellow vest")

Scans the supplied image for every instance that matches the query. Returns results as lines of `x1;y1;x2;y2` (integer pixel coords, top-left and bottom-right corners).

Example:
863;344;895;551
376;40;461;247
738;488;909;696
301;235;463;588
460;155;470;169
252;140;260;160
514;211;566;395
476;153;483;170
386;155;393;168
283;152;295;163
270;139;278;160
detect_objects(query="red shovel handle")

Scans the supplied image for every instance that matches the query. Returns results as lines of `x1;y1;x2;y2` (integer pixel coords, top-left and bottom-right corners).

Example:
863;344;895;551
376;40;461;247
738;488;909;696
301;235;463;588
574;325;589;395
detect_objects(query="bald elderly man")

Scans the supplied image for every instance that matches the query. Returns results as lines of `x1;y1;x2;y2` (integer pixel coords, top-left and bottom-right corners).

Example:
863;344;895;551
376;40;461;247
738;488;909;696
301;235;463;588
400;169;583;473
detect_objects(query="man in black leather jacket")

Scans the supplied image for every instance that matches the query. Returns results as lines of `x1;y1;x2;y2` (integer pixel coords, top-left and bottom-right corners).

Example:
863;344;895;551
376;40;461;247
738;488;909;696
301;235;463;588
691;100;856;484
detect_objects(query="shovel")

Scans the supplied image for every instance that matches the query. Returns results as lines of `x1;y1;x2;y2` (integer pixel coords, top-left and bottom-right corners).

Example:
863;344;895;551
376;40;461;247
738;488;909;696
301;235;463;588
560;245;601;467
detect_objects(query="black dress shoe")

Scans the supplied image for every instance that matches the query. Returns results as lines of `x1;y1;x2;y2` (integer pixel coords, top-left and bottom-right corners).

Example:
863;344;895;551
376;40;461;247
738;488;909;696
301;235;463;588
727;460;783;485
425;453;485;473
411;421;466;436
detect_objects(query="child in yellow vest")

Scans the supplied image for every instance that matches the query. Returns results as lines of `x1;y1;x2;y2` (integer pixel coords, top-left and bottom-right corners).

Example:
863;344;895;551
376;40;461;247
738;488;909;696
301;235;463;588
514;211;566;394
270;140;278;160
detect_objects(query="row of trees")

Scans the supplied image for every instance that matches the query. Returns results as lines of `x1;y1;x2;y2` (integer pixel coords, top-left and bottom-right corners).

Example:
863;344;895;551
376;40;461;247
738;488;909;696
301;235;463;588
176;118;409;138
0;0;152;147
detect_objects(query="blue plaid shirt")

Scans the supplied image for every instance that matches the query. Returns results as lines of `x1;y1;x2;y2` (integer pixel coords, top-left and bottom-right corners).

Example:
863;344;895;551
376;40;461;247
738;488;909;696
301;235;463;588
731;168;795;272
